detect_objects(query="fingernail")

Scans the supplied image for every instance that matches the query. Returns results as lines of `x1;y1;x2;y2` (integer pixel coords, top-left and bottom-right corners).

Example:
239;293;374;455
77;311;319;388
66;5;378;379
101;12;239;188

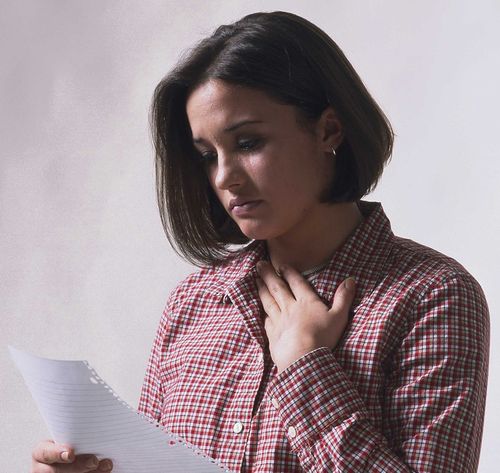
98;459;113;471
86;457;99;468
344;277;356;290
60;451;70;462
256;261;263;273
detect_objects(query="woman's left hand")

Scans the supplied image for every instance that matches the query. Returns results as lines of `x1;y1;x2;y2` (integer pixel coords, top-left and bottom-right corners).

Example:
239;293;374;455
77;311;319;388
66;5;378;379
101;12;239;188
256;260;356;374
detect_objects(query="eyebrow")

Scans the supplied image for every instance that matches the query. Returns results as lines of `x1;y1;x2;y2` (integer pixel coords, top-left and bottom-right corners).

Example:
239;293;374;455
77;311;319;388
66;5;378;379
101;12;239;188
192;119;264;144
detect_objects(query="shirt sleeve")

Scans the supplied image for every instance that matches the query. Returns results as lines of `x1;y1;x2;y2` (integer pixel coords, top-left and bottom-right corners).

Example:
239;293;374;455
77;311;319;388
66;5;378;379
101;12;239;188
267;273;490;472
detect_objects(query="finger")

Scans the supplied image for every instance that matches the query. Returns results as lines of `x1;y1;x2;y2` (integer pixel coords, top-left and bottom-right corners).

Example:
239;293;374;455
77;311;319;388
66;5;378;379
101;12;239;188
32;440;75;465
329;277;356;316
279;264;317;301
71;454;102;472
264;308;275;330
256;276;280;318
263;309;274;335
97;459;113;471
31;446;109;473
50;454;101;472
256;261;293;308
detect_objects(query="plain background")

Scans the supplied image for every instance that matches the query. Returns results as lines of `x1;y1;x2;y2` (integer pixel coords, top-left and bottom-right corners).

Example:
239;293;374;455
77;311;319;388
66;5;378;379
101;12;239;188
1;0;498;471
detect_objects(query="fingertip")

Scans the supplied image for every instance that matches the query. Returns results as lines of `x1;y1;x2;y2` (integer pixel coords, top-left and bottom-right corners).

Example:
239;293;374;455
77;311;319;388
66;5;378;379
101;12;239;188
60;450;75;462
85;456;99;469
256;260;266;273
343;277;356;291
60;443;75;459
98;458;114;471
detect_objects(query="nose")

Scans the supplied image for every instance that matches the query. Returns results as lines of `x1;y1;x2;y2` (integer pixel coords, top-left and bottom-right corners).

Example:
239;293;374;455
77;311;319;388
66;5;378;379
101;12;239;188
212;152;243;191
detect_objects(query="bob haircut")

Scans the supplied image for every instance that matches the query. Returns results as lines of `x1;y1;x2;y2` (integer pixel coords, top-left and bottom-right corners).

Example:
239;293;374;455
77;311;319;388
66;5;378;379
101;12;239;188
152;11;394;267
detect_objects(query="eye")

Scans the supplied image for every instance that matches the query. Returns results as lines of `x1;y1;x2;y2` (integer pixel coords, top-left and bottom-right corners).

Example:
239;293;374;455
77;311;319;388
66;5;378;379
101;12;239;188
196;149;217;164
237;138;261;152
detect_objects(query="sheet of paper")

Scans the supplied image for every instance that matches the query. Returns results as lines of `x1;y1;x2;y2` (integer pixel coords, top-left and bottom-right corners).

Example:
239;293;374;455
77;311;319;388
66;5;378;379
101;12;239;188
9;346;232;473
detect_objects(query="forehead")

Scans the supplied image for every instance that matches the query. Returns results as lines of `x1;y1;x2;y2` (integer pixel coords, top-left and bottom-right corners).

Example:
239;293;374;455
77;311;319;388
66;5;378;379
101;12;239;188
186;80;291;134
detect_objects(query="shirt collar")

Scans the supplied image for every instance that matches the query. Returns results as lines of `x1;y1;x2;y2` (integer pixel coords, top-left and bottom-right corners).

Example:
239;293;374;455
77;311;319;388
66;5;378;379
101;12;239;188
313;200;394;307
211;200;394;307
208;240;266;302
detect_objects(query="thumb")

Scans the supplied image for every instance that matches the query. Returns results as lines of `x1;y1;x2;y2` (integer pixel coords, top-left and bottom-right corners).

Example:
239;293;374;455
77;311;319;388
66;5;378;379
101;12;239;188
329;277;356;315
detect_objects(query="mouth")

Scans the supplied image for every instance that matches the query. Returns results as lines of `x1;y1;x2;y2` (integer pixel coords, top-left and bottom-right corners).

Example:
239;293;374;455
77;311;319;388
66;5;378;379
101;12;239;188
229;200;263;216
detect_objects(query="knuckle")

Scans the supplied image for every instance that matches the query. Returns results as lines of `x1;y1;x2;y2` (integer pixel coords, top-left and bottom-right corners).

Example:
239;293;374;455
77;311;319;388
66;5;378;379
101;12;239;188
41;448;52;463
269;282;282;294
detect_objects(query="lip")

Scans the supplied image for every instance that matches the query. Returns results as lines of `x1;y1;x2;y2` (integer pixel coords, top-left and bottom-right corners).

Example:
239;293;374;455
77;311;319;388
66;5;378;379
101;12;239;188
229;198;263;216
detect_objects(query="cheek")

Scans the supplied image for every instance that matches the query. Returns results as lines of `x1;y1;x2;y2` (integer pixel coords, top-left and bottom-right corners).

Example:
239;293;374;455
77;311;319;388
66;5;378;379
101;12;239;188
212;187;226;208
206;169;221;196
270;158;321;195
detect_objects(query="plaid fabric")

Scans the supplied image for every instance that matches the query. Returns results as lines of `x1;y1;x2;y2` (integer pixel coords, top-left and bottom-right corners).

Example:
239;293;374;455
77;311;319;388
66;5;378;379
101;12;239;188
138;201;489;472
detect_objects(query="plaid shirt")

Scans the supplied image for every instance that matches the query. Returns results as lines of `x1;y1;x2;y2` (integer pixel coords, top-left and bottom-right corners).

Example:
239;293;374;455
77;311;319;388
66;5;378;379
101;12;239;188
138;201;489;472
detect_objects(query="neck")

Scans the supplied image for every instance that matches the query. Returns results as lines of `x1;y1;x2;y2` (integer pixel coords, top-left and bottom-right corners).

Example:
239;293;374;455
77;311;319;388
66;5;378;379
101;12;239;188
265;202;364;273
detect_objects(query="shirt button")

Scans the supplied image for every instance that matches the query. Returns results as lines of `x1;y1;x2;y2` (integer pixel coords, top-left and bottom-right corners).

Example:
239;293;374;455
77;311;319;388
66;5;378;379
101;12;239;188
271;397;279;409
233;421;244;434
257;351;264;363
287;426;297;438
223;294;231;304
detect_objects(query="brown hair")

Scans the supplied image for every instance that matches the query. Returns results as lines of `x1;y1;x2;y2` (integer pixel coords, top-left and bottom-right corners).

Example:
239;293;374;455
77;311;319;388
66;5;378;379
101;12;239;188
151;11;394;266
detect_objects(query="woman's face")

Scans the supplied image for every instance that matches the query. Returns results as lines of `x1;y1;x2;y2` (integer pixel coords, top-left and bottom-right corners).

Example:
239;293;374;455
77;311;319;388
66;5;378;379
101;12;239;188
186;79;338;242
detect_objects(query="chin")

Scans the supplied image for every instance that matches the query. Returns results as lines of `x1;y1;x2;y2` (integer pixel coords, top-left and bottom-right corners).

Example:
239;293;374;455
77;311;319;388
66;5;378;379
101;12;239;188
236;221;281;241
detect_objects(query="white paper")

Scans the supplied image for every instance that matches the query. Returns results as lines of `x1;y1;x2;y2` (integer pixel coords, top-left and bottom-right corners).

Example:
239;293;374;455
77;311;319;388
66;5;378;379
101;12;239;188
9;346;232;473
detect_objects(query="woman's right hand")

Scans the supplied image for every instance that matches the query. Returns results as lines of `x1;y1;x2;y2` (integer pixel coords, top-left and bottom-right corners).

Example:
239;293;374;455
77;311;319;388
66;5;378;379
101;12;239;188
31;440;113;472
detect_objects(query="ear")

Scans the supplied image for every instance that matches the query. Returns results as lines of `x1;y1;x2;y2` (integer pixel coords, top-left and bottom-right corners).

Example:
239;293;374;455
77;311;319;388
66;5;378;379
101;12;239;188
317;106;344;152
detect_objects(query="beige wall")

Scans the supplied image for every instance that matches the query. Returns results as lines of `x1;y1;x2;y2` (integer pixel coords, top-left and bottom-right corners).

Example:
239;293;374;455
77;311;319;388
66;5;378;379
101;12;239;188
1;0;498;470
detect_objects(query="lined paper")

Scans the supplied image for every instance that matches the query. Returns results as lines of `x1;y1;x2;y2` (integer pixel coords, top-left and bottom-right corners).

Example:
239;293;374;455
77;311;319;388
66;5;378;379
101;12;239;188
9;346;232;473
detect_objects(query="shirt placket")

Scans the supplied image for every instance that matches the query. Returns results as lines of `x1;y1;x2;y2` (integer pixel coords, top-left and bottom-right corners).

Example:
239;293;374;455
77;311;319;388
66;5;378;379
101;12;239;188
222;274;271;470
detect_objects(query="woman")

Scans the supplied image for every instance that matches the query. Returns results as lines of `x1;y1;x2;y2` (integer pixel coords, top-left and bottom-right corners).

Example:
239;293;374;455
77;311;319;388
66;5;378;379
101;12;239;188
31;11;489;473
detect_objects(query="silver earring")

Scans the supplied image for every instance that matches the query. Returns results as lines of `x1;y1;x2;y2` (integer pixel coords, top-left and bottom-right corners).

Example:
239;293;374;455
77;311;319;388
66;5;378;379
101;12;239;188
331;147;337;157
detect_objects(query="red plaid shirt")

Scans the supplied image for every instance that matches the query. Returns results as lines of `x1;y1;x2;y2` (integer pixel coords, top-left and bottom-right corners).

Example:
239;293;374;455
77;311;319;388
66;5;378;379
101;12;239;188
138;201;489;472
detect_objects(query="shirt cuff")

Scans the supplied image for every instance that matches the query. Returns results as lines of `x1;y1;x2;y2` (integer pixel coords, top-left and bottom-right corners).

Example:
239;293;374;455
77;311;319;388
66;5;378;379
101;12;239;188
268;346;369;450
